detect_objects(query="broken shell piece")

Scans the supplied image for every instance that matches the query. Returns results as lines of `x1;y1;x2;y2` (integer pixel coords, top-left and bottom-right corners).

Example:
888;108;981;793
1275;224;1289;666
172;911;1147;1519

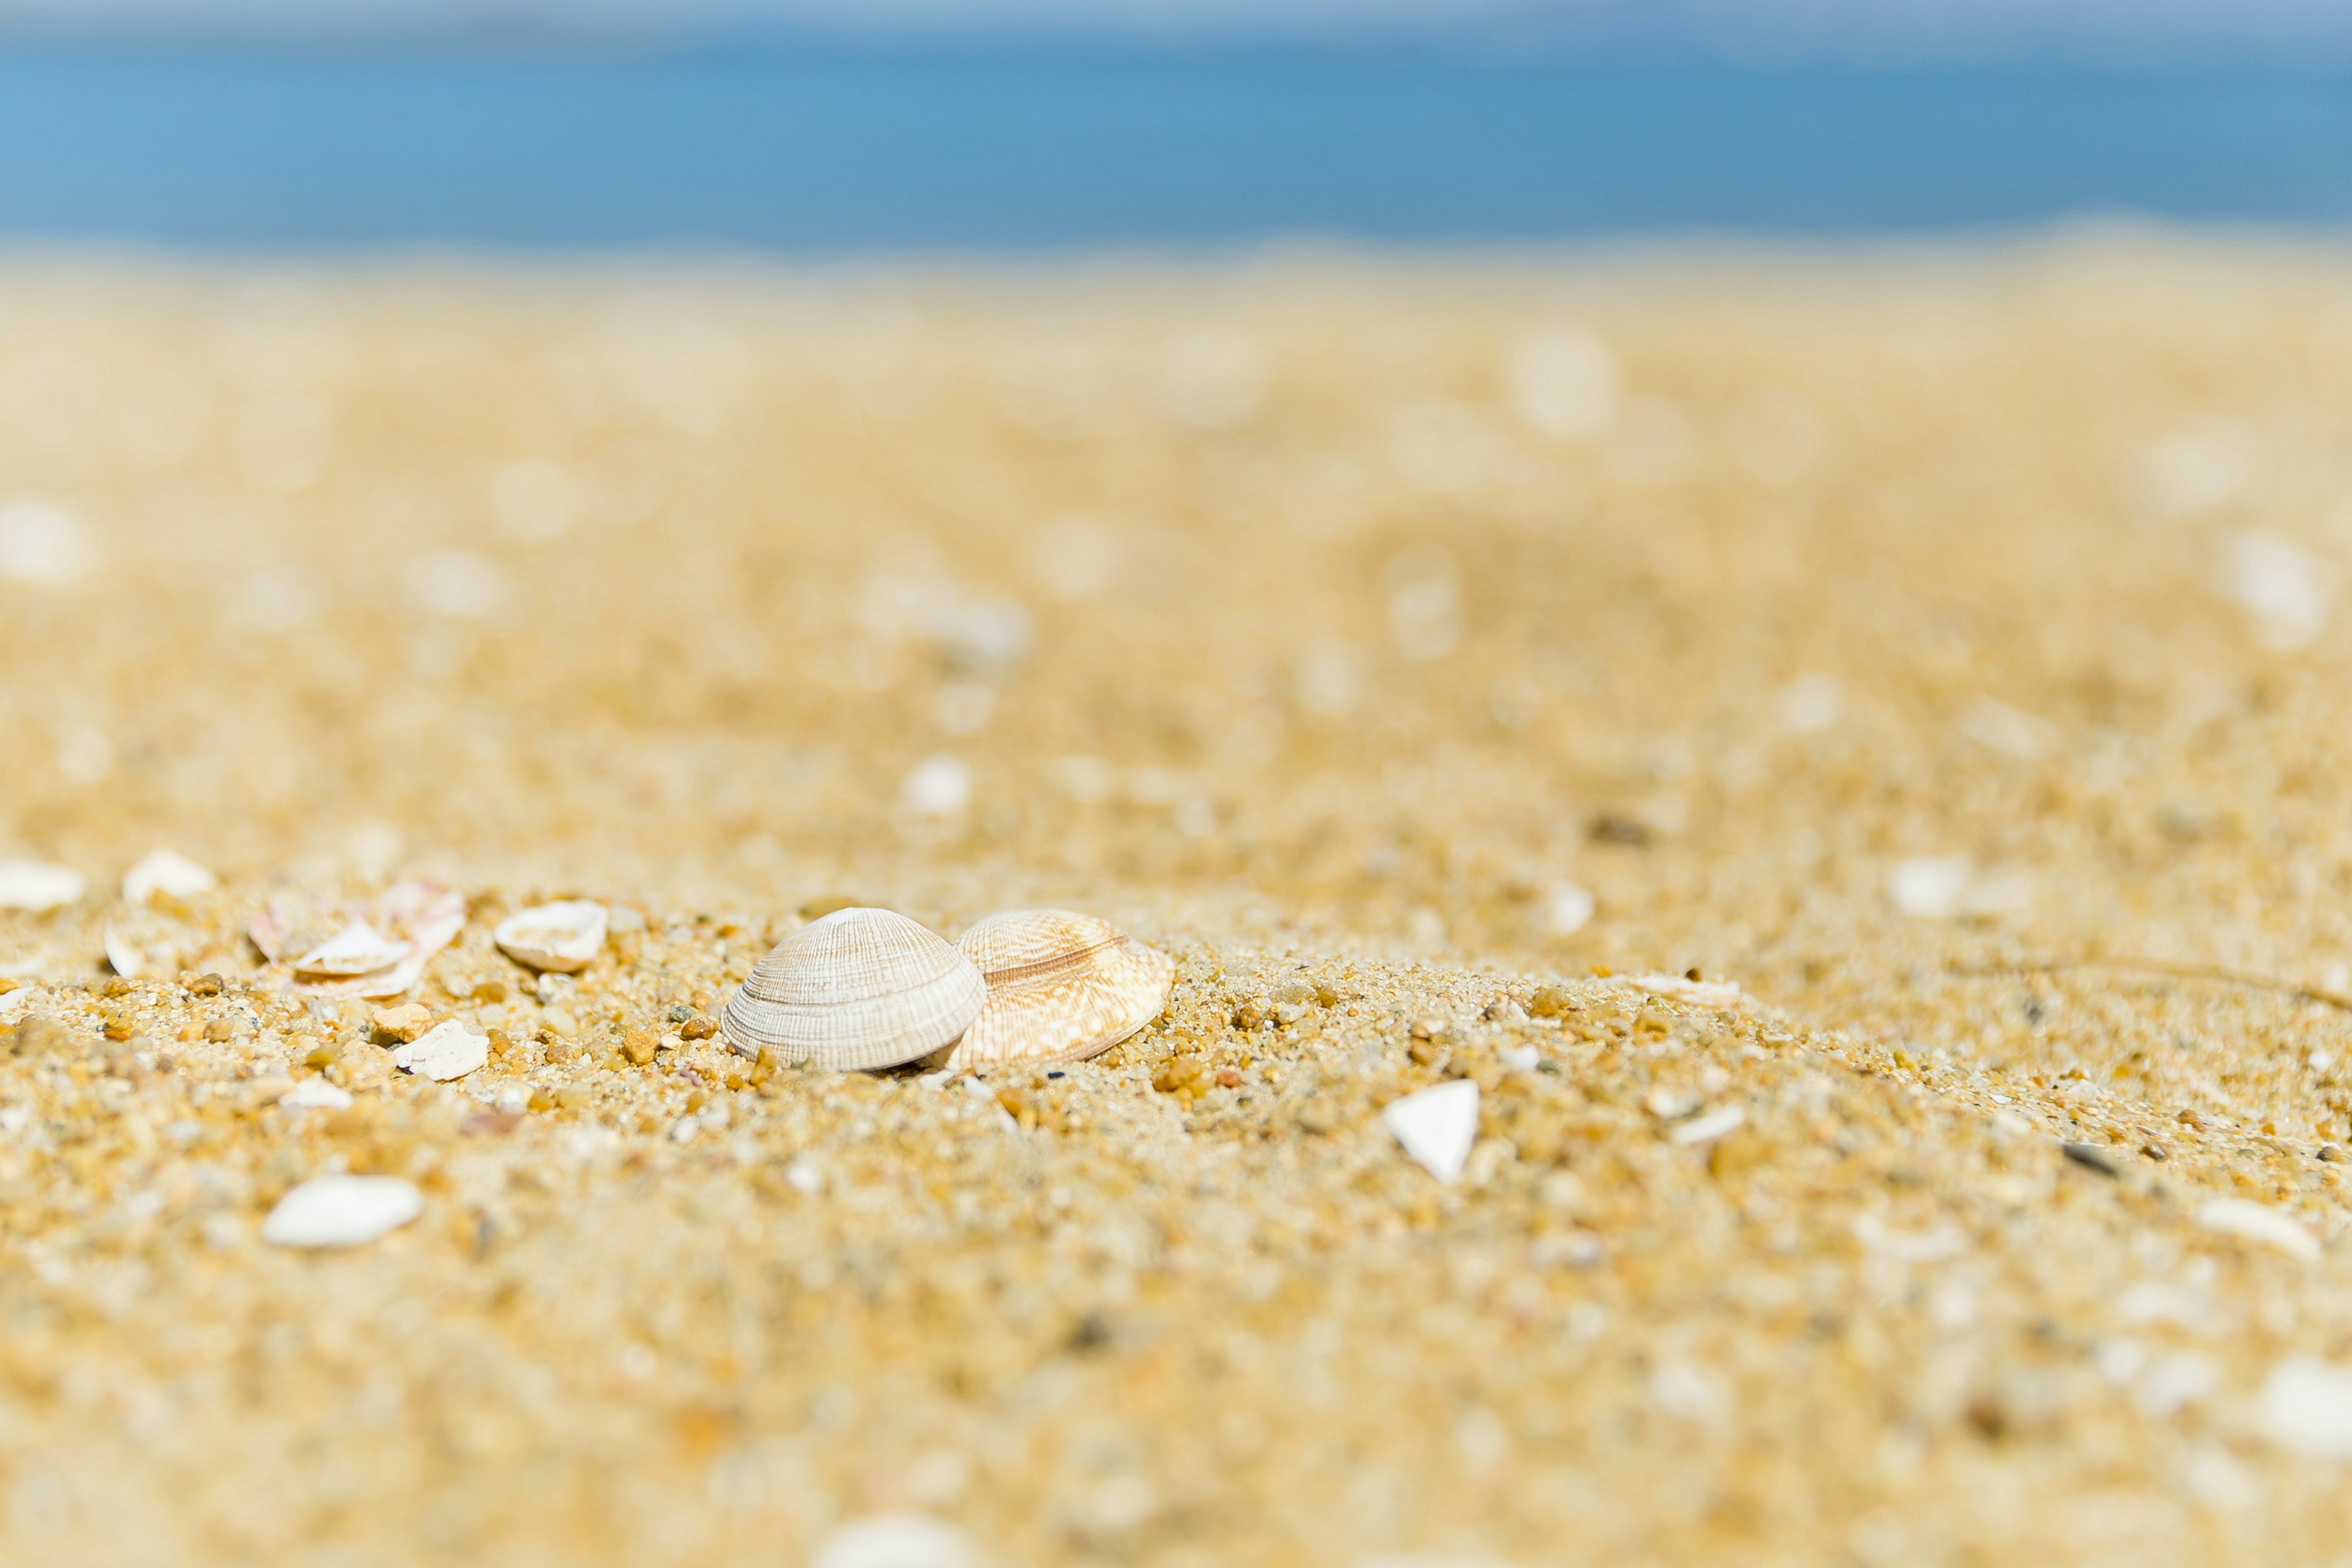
946;909;1174;1072
0;859;85;913
104;913;190;981
722;907;986;1071
252;880;467;1000
494;899;607;973
294;922;412;977
262;1175;422;1248
1383;1079;1480;1183
121;848;216;905
391;1019;489;1082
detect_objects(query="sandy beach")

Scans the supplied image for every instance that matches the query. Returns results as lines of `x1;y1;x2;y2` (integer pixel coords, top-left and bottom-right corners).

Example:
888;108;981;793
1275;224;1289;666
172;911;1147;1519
6;236;2352;1565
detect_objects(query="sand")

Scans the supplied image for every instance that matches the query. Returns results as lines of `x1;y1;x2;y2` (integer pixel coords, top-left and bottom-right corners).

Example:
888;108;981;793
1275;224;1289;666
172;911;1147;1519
6;236;2352;1565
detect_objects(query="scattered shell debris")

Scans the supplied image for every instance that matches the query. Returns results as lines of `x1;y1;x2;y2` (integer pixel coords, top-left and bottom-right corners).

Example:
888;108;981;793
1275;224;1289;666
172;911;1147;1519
3;253;2352;1566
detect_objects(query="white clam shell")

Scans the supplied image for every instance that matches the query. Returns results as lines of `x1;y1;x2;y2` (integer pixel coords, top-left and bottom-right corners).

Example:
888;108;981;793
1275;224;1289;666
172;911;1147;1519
721;907;986;1071
494;899;607;973
104;913;190;981
946;909;1174;1072
391;1019;489;1082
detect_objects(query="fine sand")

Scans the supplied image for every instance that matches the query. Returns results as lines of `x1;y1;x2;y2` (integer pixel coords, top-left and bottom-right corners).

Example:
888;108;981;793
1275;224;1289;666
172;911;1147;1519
6;237;2352;1566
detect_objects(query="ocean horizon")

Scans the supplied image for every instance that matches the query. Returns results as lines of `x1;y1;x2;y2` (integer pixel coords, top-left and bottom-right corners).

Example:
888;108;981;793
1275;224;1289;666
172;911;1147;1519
1;43;2348;251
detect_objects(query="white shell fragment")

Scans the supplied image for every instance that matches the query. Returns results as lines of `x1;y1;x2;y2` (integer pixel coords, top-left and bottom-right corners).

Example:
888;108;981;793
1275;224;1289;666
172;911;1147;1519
293;922;413;977
121;848;216;904
811;1512;981;1568
251;879;467;1000
0;859;86;913
1383;1079;1480;1183
2258;1357;2352;1460
1670;1106;1746;1145
104;914;190;981
391;1020;489;1082
2196;1197;2319;1261
948;909;1175;1072
721;907;986;1071
261;1175;423;1248
494;899;607;973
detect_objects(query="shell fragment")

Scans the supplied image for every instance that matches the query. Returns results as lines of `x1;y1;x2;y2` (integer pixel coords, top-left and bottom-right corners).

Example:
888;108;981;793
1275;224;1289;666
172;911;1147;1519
121;848;216;904
1383;1079;1481;1183
494;899;607;973
0;859;85;913
391;1020;489;1082
262;1175;423;1248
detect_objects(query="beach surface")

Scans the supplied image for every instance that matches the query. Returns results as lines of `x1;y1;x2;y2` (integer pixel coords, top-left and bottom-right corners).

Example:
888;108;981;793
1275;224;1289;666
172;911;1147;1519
6;239;2352;1564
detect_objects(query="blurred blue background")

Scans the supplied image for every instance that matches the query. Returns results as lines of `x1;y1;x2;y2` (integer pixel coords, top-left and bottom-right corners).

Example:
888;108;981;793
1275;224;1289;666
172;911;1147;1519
0;1;2347;248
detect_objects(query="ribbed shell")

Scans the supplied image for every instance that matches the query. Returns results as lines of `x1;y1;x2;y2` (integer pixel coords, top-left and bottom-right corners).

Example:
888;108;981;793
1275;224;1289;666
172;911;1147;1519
721;907;986;1071
947;910;1174;1072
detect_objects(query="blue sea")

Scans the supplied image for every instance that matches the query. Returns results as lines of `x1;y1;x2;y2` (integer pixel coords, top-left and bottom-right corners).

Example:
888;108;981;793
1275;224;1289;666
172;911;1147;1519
0;44;2346;249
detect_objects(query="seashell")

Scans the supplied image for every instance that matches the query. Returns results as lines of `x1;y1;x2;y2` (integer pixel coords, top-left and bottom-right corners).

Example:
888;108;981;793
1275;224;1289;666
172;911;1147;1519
722;907;986;1071
494;899;606;973
1383;1079;1480;1183
121;848;216;905
294;922;412;977
946;909;1174;1072
262;1175;422;1248
391;1019;489;1082
251;879;466;1000
0;859;85;913
104;911;190;981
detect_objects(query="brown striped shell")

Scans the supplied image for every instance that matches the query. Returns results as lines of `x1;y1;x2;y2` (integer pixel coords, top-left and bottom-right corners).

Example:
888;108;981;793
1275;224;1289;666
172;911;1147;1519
946;910;1174;1072
720;907;986;1071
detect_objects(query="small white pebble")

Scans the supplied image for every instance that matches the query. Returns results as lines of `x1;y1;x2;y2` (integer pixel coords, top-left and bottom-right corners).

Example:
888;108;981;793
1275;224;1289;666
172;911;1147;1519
1774;672;1844;734
786;1156;824;1194
279;1080;353;1110
1382;1080;1480;1184
261;1175;423;1248
1888;856;1972;919
902;755;972;818
2223;531;2329;652
810;1512;980;1568
1496;1043;1539;1073
1544;883;1595;937
0;495;97;588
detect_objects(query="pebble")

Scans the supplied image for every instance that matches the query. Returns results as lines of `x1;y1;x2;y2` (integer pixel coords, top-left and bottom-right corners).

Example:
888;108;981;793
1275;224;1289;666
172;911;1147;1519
810;1512;981;1568
902;755;973;818
1382;1080;1480;1184
391;1020;490;1082
0;859;86;913
1544;882;1595;936
261;1175;424;1248
2194;1197;2318;1261
279;1080;354;1110
370;1003;432;1042
2258;1356;2352;1460
121;848;216;904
